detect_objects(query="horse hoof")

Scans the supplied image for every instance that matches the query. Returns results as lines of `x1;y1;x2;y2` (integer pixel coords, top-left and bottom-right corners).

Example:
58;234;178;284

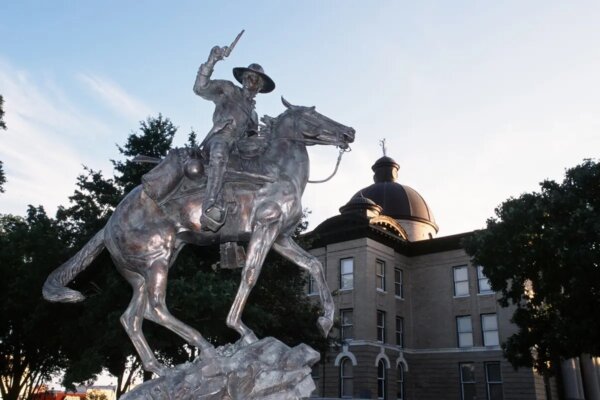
318;317;333;338
201;346;217;359
241;332;259;346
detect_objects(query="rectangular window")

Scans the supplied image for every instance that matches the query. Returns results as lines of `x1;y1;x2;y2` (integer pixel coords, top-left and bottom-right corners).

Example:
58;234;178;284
485;362;504;400
478;266;493;294
376;259;386;291
307;273;317;295
394;268;403;298
340;358;353;398
453;265;470;296
310;365;321;398
377;310;386;343
340;258;354;290
460;363;477;400
397;364;404;400
482;314;500;346
395;316;404;348
456;316;474;348
377;360;387;400
340;309;354;341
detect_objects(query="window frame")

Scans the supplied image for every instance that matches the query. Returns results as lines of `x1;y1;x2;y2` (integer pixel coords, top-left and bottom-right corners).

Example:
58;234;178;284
395;316;404;348
340;357;354;398
477;266;493;294
340;258;354;290
485;362;504;400
377;359;387;400
453;265;470;297
307;273;317;295
397;364;404;400
310;364;321;398
376;259;386;291
460;362;476;400
340;308;354;342
481;314;500;347
394;268;404;298
377;310;386;343
456;315;474;348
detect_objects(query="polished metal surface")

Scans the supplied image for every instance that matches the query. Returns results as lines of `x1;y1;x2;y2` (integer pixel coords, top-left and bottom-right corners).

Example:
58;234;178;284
43;96;355;376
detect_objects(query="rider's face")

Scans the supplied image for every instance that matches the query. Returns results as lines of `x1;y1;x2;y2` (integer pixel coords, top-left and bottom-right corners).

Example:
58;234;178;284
242;72;262;93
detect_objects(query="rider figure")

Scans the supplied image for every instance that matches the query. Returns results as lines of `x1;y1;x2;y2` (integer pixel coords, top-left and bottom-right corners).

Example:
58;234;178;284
193;43;275;232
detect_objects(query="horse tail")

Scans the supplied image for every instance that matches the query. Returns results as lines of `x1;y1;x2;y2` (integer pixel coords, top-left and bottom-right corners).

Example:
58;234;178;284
42;227;106;303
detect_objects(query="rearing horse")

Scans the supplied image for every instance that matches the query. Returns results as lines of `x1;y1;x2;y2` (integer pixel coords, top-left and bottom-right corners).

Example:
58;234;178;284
43;98;355;375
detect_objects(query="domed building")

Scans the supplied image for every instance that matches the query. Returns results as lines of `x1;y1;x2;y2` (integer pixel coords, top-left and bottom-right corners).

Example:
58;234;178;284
352;155;438;241
305;152;564;400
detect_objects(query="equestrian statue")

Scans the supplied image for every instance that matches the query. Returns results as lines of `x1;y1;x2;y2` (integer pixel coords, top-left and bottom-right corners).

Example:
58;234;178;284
42;31;355;377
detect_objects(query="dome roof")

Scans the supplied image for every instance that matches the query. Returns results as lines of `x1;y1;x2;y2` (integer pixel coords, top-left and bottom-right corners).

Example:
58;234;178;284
353;156;438;231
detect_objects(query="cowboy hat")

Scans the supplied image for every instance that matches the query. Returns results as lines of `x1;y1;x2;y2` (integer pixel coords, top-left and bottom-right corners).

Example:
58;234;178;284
233;63;275;93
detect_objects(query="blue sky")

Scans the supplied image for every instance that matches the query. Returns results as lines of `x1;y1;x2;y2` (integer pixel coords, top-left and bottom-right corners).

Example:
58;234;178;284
2;1;600;236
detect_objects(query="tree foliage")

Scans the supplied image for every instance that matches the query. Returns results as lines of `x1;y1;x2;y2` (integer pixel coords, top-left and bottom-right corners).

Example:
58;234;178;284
0;208;74;400
57;116;176;396
1;94;7;193
2;113;329;398
464;159;600;374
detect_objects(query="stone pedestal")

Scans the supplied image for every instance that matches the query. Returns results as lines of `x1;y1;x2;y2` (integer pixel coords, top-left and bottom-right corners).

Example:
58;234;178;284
120;337;319;400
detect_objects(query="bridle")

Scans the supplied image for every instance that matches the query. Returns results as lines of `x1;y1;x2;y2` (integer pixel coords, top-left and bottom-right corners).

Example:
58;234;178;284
277;107;353;184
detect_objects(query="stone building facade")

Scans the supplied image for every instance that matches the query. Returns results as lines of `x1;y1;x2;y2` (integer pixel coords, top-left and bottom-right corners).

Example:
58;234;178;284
305;154;565;400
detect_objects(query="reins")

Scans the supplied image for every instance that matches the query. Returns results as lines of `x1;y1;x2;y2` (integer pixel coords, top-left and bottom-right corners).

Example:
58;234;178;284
275;110;352;184
277;136;351;184
308;146;350;183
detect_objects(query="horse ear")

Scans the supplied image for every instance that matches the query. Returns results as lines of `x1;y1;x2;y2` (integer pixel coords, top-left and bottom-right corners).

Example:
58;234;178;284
281;96;293;109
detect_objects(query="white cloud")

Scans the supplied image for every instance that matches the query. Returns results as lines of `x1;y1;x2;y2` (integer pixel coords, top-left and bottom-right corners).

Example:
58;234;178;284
0;60;124;216
78;73;152;121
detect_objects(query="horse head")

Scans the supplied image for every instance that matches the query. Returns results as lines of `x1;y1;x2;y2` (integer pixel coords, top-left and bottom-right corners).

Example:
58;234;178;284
280;97;355;150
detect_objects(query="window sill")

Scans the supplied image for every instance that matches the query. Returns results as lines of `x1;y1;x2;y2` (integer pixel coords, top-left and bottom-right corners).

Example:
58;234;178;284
395;295;404;300
477;292;495;296
453;294;470;299
376;289;387;294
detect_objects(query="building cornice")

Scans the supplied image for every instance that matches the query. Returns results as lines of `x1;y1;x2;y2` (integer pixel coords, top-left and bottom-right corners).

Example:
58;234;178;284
305;217;474;256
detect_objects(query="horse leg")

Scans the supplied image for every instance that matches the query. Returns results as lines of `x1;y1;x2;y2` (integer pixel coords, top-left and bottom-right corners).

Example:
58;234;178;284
226;201;282;345
143;257;216;358
272;235;334;337
118;267;166;375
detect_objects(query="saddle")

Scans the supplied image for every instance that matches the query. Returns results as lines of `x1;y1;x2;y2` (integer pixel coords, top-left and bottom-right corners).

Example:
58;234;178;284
141;135;273;207
140;138;273;270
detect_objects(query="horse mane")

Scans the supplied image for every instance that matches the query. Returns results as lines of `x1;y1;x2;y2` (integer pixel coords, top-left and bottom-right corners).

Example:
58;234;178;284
259;106;299;138
259;114;276;137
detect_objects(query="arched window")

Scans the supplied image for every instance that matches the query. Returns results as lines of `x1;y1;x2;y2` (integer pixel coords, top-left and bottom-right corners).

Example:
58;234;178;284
397;364;404;400
340;357;354;398
378;360;387;399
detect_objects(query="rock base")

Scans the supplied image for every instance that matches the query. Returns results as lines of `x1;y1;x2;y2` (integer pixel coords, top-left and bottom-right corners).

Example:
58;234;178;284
120;337;320;400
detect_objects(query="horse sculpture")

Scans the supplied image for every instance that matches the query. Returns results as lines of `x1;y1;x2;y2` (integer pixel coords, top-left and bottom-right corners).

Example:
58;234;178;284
43;98;355;375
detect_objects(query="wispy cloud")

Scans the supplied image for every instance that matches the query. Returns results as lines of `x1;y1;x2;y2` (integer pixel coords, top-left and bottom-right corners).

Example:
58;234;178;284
0;60;125;216
78;73;152;121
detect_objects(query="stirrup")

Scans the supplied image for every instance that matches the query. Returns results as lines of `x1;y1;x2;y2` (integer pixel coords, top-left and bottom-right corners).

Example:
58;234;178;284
201;206;226;232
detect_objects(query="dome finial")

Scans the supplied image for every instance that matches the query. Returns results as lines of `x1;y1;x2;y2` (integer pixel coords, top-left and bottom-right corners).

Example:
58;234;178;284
379;138;387;156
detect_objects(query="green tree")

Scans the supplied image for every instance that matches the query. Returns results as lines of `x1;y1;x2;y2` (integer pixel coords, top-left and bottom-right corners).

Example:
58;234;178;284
57;116;177;396
463;159;600;374
0;207;73;400
112;114;176;193
0;94;7;193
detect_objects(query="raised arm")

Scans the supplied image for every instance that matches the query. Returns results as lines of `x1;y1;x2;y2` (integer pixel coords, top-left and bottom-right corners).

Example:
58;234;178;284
193;46;228;97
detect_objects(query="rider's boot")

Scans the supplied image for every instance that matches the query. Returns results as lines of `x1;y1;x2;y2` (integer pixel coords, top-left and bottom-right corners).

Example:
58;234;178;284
201;152;227;232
